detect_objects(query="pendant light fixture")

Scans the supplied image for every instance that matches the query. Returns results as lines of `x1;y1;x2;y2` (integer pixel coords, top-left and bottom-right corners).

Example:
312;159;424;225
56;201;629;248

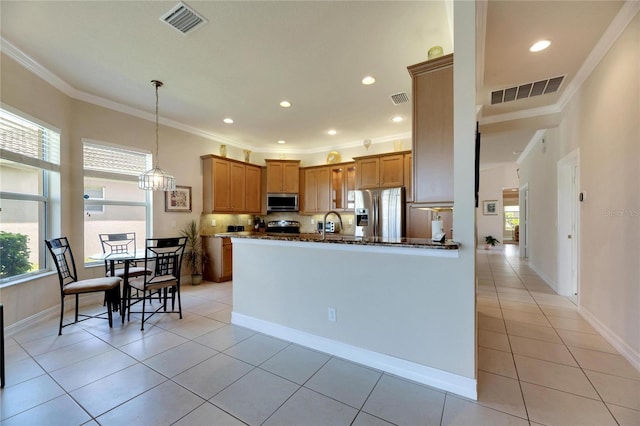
138;80;176;191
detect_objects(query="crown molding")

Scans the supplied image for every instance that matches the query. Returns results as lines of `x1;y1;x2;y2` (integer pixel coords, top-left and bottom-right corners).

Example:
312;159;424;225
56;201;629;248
557;0;640;111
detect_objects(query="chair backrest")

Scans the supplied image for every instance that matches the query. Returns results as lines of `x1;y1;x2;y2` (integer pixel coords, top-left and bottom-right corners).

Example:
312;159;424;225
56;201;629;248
45;237;78;288
144;237;187;283
99;232;137;274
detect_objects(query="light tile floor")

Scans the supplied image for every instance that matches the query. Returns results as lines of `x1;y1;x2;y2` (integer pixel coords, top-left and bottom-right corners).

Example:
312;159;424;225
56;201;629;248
2;248;639;425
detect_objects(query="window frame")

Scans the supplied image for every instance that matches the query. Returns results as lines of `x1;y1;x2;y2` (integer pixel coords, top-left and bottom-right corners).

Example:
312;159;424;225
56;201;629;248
82;139;152;266
0;106;60;285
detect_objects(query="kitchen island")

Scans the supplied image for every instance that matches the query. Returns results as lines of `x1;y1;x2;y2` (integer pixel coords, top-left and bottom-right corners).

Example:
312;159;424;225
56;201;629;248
219;231;476;399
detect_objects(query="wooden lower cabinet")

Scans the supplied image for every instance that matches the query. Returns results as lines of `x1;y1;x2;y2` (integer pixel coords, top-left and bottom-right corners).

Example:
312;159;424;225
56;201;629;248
203;236;232;282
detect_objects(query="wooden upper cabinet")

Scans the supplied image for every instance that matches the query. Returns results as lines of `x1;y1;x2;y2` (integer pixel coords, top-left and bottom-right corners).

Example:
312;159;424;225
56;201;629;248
300;162;354;213
408;54;454;207
344;164;356;210
404;153;413;202
302;166;331;213
355;152;408;190
201;154;261;214
229;162;246;212
245;165;262;214
266;160;300;193
201;156;231;212
355;157;380;189
379;154;404;188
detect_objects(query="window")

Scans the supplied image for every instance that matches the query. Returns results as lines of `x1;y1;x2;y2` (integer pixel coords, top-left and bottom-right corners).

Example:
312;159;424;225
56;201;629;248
0;107;60;282
83;140;151;263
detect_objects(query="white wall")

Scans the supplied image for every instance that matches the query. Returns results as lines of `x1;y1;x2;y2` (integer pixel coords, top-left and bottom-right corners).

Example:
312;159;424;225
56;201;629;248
564;12;639;365
518;12;639;366
517;128;561;289
476;164;518;246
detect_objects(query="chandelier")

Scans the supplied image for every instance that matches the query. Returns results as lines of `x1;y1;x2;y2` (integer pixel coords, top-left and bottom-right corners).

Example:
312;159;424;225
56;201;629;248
138;80;176;191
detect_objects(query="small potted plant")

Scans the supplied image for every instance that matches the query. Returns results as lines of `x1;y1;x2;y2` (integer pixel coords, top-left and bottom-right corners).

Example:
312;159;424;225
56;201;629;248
181;219;206;285
484;235;500;250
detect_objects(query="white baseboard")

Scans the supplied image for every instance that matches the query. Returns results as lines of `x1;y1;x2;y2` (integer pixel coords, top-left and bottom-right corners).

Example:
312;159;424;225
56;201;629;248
232;312;477;400
5;292;106;338
526;261;558;292
578;306;640;373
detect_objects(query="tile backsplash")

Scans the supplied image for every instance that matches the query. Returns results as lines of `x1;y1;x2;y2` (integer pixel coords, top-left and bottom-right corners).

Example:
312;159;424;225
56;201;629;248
200;212;355;235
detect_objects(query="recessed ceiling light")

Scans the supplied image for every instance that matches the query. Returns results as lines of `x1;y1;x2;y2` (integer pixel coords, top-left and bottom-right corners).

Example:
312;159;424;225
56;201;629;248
328;129;337;136
277;140;286;144
362;76;376;85
391;115;404;123
223;118;234;124
280;101;292;108
529;40;551;52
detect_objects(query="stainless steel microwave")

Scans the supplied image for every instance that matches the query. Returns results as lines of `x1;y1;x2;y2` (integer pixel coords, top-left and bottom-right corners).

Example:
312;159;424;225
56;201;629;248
267;193;299;212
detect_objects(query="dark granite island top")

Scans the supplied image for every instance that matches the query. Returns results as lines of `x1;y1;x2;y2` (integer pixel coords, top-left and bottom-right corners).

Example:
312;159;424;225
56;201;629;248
211;231;459;251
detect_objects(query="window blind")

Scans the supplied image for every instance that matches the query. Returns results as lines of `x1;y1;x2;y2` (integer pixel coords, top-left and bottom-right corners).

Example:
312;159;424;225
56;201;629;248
83;141;150;177
0;108;60;171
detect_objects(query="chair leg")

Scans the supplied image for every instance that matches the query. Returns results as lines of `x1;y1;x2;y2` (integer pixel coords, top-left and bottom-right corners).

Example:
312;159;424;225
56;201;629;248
176;285;182;319
74;294;80;322
59;296;64;336
141;291;147;331
106;290;113;328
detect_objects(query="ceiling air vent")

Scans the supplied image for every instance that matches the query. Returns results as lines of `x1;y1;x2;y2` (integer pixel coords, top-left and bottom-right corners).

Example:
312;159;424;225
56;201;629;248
390;92;410;105
160;2;208;35
491;75;565;105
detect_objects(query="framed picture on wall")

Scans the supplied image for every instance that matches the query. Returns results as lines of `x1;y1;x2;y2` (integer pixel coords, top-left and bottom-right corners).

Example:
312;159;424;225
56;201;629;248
165;185;192;212
483;200;498;215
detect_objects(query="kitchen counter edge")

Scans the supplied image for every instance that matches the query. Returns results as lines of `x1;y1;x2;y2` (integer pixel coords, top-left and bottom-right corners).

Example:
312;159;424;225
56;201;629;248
207;232;459;250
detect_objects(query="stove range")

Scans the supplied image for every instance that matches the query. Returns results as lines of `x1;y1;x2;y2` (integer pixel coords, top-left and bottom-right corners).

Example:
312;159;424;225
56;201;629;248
266;220;300;234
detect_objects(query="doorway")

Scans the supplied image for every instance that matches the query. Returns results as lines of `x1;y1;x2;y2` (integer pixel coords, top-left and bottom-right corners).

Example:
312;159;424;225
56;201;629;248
502;188;519;243
519;184;529;259
557;150;580;298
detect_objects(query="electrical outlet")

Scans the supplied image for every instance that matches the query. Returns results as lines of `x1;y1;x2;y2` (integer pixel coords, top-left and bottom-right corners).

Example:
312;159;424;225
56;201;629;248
248;219;252;225
211;219;216;227
348;218;353;225
328;307;337;322
311;218;315;225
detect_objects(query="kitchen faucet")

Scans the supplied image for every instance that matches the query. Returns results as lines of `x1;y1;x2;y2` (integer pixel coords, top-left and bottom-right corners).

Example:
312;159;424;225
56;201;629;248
322;210;343;240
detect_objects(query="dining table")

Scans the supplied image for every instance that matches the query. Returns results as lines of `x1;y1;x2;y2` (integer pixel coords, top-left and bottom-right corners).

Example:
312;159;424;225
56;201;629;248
89;249;147;322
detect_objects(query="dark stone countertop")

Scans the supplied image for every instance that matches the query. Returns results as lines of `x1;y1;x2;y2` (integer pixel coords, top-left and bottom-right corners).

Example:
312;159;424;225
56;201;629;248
207;231;459;250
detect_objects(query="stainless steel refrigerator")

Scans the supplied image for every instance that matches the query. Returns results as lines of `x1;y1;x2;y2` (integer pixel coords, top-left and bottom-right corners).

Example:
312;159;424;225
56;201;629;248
354;187;405;239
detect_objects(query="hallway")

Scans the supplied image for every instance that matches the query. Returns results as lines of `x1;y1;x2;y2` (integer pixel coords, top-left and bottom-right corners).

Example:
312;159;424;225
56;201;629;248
477;245;639;425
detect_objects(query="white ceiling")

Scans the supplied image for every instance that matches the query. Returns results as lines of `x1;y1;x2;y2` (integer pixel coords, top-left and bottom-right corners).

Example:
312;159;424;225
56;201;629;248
0;1;631;166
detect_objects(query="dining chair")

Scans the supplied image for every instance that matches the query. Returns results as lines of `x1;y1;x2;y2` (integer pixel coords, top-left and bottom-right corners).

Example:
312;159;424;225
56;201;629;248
125;237;186;330
98;232;150;279
45;237;122;335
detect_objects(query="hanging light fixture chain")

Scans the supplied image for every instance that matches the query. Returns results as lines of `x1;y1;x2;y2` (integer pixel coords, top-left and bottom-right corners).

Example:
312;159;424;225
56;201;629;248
152;79;163;168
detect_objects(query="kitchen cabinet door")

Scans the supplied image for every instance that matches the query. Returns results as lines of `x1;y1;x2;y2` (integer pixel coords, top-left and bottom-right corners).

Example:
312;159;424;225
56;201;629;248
245;165;262;213
202;156;231;212
344;164;356;210
230;162;246;212
203;236;232;282
302;167;330;213
408;54;453;206
266;160;300;193
355;157;379;189
404;153;413;202
379;154;404;188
